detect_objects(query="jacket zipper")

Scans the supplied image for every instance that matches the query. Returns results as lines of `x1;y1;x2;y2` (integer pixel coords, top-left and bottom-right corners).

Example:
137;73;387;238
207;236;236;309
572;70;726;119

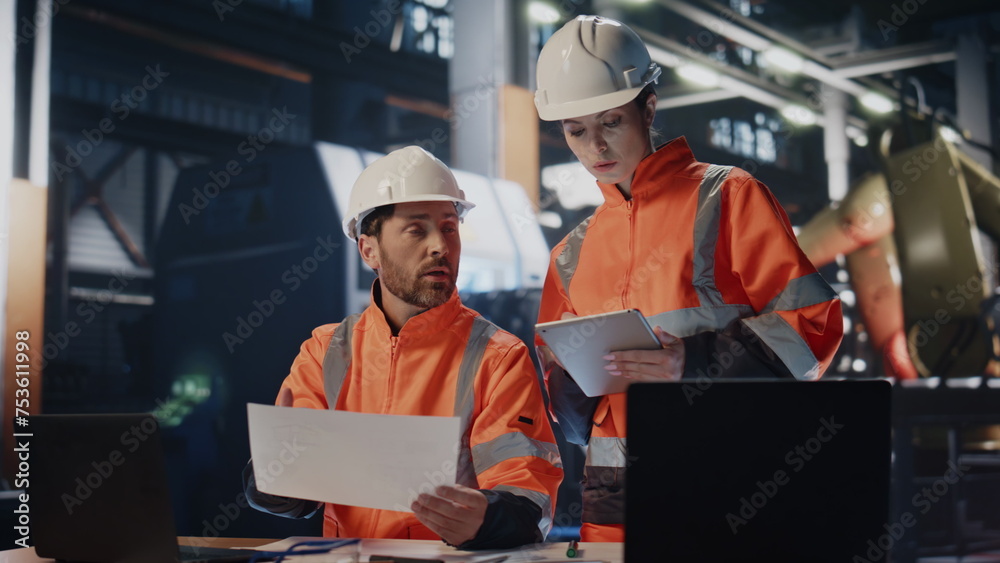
370;335;399;539
384;336;399;413
623;200;634;307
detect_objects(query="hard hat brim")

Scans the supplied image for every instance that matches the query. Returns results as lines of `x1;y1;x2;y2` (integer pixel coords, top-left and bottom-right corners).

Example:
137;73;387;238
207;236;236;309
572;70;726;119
536;85;648;121
342;194;476;240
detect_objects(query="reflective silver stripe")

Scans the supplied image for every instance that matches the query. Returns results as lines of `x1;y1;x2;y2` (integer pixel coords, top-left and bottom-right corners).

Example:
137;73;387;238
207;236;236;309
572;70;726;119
646;304;754;338
554;216;592;300
454;316;497;488
742;314;822;380
586;436;627;468
494;485;553;537
761;272;839;314
692;165;732;308
321;313;361;408
471;432;563;475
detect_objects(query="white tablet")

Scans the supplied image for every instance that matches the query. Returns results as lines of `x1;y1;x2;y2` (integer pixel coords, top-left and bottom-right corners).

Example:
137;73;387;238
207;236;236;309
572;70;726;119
535;309;661;397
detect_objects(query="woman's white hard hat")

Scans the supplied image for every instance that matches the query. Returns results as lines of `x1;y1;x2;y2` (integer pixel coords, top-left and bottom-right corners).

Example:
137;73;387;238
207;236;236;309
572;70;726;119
342;146;475;240
534;15;661;122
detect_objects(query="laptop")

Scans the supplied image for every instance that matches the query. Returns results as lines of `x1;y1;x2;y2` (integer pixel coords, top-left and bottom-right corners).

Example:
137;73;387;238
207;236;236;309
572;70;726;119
30;413;261;563
625;379;892;563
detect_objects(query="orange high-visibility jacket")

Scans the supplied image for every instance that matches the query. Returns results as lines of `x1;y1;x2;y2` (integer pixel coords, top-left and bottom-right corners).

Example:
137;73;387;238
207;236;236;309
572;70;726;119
536;137;843;542
256;288;562;545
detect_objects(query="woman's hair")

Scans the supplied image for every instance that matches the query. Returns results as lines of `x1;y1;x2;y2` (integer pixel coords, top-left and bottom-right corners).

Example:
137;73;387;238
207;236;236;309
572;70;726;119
633;84;656;113
633;84;662;144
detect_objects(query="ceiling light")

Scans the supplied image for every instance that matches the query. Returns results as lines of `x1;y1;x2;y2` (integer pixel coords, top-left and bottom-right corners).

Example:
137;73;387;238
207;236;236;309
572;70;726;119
846;125;869;147
528;2;560;24
860;92;894;114
676;64;720;87
763;47;804;73
781;104;816;126
939;125;963;144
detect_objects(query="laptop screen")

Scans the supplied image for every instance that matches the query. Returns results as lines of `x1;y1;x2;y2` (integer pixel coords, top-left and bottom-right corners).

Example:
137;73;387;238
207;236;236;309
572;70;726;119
625;379;891;563
30;413;182;563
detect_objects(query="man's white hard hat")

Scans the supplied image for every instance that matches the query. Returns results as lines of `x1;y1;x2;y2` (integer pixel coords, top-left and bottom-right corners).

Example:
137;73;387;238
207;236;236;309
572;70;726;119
342;146;475;240
534;15;661;122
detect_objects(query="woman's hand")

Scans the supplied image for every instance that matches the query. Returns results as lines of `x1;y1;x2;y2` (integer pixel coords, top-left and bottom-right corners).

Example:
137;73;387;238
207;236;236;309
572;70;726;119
603;326;685;382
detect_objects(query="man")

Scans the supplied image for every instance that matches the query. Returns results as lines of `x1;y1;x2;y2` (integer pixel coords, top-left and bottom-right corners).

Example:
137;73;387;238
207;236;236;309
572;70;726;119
244;146;562;549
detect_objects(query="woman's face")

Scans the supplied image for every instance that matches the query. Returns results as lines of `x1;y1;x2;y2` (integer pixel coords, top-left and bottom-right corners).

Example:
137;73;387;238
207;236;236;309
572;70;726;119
561;94;656;193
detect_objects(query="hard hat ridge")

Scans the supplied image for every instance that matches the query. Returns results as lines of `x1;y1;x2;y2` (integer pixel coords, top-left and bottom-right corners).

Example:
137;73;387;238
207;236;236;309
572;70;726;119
534;15;660;121
343;146;475;240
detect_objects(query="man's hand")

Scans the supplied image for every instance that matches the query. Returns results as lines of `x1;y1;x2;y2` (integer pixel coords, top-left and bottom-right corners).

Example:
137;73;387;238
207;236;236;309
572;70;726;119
411;484;488;547
603;326;685;382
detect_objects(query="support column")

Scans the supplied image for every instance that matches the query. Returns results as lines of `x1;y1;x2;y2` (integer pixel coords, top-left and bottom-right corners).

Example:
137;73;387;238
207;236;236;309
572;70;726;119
822;84;850;203
450;0;539;203
4;0;50;484
956;33;993;170
956;33;997;290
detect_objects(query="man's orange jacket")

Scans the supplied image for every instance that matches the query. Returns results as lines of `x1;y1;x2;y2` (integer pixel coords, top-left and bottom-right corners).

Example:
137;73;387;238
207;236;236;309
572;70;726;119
246;288;562;547
536;137;843;542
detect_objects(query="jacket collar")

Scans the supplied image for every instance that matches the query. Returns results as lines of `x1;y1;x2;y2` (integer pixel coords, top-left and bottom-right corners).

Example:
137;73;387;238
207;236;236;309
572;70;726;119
367;279;463;338
595;136;697;205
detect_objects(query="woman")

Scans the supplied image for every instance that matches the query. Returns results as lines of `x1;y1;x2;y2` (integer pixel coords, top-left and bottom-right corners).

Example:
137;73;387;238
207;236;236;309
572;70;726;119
533;15;844;542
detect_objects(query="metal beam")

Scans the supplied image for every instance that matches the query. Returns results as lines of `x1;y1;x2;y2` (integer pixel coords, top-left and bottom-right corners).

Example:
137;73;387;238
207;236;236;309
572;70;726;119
656;89;740;110
640;29;869;131
830;41;957;79
654;0;883;99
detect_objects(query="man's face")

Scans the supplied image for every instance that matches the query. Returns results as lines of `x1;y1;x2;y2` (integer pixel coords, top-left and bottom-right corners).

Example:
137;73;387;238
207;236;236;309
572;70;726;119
360;201;461;310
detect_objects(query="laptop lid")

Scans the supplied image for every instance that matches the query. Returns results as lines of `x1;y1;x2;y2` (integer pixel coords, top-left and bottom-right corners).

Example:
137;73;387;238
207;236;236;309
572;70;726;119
30;413;256;563
625;379;892;563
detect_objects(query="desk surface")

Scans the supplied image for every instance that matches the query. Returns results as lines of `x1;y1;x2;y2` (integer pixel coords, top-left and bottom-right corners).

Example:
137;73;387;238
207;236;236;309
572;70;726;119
0;538;624;562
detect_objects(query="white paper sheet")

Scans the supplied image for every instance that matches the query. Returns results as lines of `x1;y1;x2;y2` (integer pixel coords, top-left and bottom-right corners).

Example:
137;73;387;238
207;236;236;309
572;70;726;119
247;403;460;512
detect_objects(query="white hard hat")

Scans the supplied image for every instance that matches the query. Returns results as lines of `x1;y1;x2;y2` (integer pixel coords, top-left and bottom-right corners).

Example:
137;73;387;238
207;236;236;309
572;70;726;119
534;15;661;121
343;146;475;240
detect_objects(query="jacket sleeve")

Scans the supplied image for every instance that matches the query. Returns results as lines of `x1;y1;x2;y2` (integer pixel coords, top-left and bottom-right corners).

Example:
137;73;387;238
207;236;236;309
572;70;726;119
685;176;843;380
244;325;336;517
534;253;601;445
243;459;321;519
461;339;563;549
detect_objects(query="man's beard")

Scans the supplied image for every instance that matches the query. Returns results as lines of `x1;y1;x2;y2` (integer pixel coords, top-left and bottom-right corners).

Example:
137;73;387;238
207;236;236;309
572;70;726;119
378;252;456;309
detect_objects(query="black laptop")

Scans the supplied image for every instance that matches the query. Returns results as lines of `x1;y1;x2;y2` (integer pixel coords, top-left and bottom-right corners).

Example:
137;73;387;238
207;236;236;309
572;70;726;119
30;413;261;563
625;379;892;563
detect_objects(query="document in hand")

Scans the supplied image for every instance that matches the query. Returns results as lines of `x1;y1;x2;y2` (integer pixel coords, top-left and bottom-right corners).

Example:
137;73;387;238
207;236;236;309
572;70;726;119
247;404;461;512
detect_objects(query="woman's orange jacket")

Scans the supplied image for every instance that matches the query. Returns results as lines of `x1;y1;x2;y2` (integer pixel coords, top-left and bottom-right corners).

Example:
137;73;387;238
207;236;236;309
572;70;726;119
536;137;843;541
